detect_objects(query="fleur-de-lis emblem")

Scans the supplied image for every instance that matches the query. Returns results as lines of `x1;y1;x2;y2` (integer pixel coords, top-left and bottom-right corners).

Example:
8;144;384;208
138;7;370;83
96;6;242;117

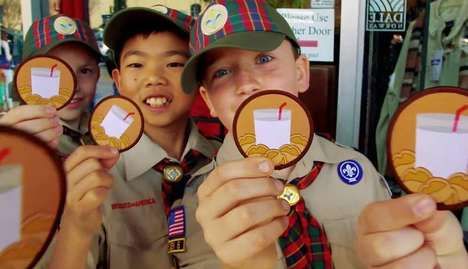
342;164;357;178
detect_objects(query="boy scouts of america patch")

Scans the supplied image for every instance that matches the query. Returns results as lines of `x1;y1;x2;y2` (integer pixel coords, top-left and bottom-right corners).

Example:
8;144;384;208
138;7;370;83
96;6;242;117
201;4;228;36
337;160;363;185
53;16;77;35
167;206;186;253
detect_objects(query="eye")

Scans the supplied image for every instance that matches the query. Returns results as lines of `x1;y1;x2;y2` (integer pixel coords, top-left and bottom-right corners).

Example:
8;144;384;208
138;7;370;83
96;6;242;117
126;63;143;68
256;54;273;64
167;62;185;68
213;68;231;79
80;67;94;75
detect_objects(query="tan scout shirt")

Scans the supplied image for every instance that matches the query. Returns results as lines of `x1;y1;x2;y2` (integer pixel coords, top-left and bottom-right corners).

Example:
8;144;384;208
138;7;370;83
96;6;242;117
35;123;221;269
217;134;391;269
58;113;90;157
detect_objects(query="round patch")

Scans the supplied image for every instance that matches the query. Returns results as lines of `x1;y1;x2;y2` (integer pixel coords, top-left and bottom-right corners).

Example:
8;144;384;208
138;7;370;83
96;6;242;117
89;96;144;152
14;55;76;109
388;87;468;210
337;160;363;185
152;5;168;14
233;90;314;170
53;16;77;35
201;4;228;36
0;126;66;268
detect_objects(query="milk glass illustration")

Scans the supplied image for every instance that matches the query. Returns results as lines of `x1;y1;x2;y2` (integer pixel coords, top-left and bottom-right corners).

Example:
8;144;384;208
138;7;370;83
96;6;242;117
0;165;22;251
31;67;61;98
100;105;134;138
415;113;468;178
253;109;291;149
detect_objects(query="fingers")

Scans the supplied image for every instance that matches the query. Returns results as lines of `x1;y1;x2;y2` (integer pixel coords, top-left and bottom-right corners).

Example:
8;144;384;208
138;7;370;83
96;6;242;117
358;194;436;234
67;158;104;187
68;170;113;207
198;157;274;199
371;246;437;269
34;124;62;144
197;177;284;220
214;216;289;266
200;197;290;247
357;227;425;266
414;211;465;255
14;116;60;134
0;105;56;125
65;145;119;173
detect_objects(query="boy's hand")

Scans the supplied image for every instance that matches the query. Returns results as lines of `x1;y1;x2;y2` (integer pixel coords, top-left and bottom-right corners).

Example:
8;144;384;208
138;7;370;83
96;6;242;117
61;145;119;240
357;194;468;269
0;105;62;148
196;157;290;269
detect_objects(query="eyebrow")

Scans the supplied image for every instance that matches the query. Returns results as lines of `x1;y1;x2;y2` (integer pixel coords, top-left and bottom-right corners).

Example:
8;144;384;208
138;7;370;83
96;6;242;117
121;49;190;61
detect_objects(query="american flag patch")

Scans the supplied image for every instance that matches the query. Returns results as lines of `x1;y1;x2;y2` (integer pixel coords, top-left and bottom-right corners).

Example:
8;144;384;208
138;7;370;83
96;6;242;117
168;206;185;238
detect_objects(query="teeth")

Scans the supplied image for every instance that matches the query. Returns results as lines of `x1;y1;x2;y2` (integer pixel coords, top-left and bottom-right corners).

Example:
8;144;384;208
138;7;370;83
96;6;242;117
145;97;169;107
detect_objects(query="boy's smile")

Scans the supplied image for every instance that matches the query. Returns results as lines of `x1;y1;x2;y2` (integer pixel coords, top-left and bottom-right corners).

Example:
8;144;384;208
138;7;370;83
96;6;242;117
199;40;310;131
113;32;194;129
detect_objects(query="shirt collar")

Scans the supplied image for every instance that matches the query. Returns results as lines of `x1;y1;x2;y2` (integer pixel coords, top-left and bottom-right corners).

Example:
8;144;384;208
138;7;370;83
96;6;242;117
123;121;218;181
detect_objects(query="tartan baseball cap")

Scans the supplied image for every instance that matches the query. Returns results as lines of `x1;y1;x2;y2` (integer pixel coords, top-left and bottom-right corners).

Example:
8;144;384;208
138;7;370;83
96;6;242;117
104;5;193;66
23;15;100;59
181;0;299;94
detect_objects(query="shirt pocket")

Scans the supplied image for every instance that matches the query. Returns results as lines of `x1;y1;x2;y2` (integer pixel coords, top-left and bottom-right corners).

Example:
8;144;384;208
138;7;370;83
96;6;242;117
321;217;365;269
105;208;171;268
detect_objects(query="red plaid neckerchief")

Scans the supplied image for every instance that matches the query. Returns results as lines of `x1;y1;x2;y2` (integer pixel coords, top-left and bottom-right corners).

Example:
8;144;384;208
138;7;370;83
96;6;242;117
153;149;210;217
279;162;333;269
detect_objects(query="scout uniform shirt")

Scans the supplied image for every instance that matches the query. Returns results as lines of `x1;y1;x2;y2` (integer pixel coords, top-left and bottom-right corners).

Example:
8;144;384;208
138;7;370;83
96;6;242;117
58;112;90;158
34;122;221;269
217;133;391;269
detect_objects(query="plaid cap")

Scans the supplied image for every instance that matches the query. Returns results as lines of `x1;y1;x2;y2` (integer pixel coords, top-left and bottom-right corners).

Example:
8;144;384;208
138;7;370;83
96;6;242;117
23;15;100;60
104;5;193;65
181;0;298;94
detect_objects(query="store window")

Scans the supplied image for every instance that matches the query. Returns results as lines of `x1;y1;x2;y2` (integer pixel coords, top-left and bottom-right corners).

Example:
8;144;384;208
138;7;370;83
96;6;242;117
361;0;467;191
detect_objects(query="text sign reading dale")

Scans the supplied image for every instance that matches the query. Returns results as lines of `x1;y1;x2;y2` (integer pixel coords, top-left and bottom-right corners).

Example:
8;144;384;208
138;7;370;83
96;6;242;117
366;0;406;32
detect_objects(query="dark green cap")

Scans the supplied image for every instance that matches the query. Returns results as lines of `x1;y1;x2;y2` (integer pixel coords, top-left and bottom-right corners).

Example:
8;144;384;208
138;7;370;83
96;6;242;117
23;15;100;59
181;0;299;94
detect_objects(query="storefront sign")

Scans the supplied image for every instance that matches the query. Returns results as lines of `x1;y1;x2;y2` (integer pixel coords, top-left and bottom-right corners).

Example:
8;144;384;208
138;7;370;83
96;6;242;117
366;0;406;31
310;0;335;9
277;9;334;62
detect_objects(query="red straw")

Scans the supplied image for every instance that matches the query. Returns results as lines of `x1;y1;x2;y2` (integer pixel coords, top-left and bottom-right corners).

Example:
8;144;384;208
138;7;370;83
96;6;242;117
123;112;135;121
0;148;11;163
50;64;58;77
278;102;287;120
452;104;468;132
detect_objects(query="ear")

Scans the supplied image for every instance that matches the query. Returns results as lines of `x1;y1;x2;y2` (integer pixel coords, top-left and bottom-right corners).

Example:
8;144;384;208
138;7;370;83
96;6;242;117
295;54;310;93
111;68;122;91
199;86;218;118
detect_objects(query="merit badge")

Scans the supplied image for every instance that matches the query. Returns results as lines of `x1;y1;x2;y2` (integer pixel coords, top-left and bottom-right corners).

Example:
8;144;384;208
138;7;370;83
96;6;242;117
388;87;468;210
53;16;77;35
278;184;301;206
163;164;184;183
201;4;228;36
337;160;363;185
14;55;76;109
0;126;66;268
167;206;186;254
89;96;144;152
233;90;314;170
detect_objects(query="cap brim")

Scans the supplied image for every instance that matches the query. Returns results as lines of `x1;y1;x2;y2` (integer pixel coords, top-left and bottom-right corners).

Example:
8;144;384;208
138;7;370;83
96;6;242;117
43;39;101;59
181;32;284;94
104;7;187;51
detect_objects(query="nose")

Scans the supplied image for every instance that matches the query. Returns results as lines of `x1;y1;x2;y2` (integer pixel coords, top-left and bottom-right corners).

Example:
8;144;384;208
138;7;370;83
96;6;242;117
144;63;168;88
234;68;261;96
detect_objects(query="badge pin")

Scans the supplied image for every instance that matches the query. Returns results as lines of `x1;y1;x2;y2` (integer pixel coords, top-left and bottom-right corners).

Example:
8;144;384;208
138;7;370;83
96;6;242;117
201;4;228;36
337;160;363;185
163;164;184;183
278;184;301;206
54;16;77;35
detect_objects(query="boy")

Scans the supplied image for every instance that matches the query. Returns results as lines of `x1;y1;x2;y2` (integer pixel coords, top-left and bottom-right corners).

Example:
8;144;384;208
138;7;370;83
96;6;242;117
0;15;100;157
46;6;220;269
180;1;468;268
